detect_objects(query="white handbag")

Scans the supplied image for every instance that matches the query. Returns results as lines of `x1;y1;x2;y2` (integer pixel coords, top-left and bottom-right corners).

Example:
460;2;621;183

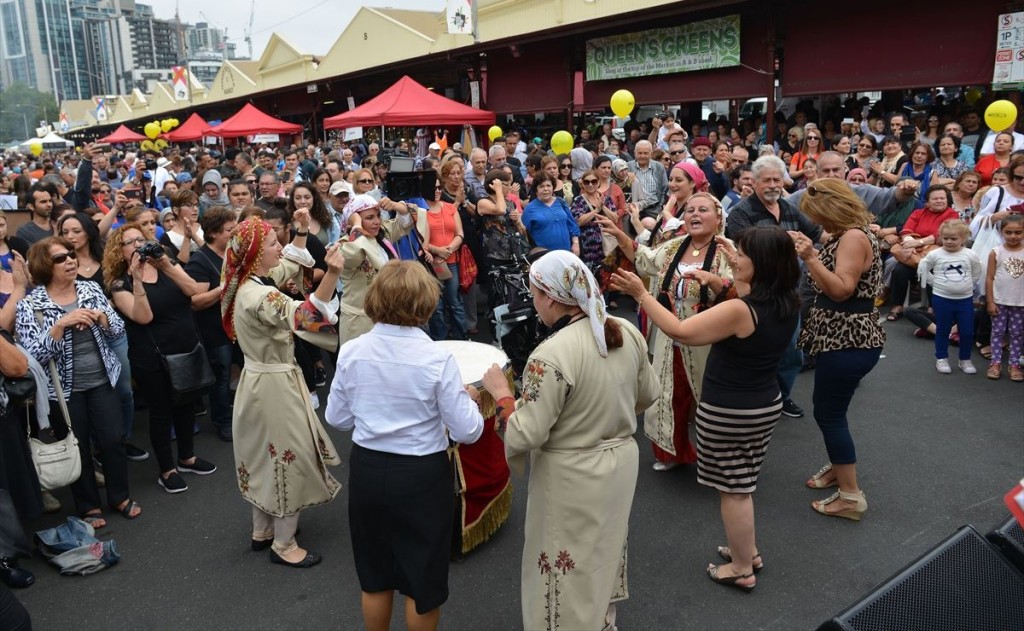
28;355;82;492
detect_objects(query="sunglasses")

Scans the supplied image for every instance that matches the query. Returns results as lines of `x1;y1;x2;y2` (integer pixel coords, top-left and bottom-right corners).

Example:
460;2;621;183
357;179;374;184
1013;174;1024;182
858;143;873;148
582;178;598;185
52;251;77;264
788;134;799;138
807;136;820;140
669;150;684;156
122;237;147;247
560;163;571;168
806;185;832;198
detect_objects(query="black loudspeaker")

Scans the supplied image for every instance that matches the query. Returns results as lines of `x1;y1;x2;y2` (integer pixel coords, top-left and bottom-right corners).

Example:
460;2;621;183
385;170;437;202
987;514;1024;573
816;525;1024;631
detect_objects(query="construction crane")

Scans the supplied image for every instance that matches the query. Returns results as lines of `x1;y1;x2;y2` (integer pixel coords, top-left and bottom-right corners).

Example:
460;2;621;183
243;0;255;59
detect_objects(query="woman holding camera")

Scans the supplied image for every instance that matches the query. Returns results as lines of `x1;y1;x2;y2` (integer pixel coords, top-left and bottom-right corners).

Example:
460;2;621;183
104;224;215;494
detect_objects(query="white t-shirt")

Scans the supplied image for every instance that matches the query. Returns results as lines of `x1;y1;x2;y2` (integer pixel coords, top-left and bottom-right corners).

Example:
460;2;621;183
919;247;982;300
971;186;1024;238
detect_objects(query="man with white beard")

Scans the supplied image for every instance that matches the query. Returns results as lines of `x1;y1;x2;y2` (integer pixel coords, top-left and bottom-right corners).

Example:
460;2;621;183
725;155;828;420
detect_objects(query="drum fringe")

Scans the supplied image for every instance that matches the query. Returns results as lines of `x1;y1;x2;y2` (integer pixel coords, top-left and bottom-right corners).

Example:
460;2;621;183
461;482;513;554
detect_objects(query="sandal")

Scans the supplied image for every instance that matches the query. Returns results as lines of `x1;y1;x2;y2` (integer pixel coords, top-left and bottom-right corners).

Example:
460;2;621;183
82;511;107;530
977;344;993;360
717;546;763;573
885;309;903;321
706;563;755;592
1011;366;1024;383
812;490;867;521
117;499;142;520
987;364;1001;380
806;463;836;489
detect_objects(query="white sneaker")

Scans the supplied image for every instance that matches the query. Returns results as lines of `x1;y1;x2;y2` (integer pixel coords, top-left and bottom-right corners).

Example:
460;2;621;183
958;360;977;374
935;359;952;374
309;391;320;410
652;461;679;472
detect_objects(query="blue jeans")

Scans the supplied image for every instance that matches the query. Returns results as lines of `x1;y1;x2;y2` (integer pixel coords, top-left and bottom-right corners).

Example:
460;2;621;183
428;263;467;340
777;315;802;400
812;347;881;465
108;333;135;440
206;343;233;434
932;295;974;361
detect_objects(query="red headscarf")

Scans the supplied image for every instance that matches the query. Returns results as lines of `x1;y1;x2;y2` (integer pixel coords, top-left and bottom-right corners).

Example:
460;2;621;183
220;217;273;341
673;161;709;193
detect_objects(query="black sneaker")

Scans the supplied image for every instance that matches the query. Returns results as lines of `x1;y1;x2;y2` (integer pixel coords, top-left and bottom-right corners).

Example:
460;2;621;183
314;366;327;388
781;399;805;418
124;443;150;462
159;472;188;494
177;457;217;475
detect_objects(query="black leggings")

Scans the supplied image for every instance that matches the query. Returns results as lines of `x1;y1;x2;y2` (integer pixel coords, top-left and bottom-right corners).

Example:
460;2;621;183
890;262;917;308
133;365;195;474
56;384;129;514
0;584;31;631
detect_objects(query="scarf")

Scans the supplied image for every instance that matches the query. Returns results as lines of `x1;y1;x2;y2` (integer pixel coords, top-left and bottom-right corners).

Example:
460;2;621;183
673;161;709;193
570;148;593;181
529;250;608;357
220;217;273;340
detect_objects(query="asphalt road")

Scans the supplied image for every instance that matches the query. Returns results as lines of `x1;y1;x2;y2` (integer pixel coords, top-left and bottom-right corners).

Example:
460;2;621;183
14;314;1023;630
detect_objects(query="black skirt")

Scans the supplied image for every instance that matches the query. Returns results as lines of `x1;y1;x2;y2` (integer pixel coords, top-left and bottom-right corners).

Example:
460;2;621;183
348;444;453;614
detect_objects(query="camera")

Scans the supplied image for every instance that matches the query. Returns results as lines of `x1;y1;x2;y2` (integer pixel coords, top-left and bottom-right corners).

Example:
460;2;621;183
145;159;158;171
136;241;166;262
122;188;142;200
386;170;437;202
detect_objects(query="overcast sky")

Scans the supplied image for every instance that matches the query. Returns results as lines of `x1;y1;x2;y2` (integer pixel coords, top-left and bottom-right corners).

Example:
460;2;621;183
149;0;446;59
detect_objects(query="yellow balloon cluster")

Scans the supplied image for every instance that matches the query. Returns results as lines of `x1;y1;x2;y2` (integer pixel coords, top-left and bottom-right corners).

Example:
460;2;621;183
488;125;503;142
550;130;573;155
985;100;1018;132
29;141;43;157
140;140;156;152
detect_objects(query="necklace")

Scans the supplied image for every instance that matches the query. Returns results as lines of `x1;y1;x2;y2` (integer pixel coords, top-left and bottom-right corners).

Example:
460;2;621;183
690;238;713;257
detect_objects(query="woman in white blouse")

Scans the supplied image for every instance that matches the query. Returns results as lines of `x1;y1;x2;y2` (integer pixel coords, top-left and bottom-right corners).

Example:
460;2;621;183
326;261;483;631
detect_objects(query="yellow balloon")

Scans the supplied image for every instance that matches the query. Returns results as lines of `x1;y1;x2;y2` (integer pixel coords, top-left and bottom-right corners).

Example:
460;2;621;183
985;100;1017;132
965;88;982;105
170;118;180;128
154;139;168;150
550;130;574;155
144;122;161;140
610;89;635;119
488;125;503;142
160;119;173;133
29;141;43;157
140;140;156;152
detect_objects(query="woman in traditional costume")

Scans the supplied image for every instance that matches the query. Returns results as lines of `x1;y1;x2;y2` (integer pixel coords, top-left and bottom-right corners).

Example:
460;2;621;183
482;251;660;631
221;209;343;568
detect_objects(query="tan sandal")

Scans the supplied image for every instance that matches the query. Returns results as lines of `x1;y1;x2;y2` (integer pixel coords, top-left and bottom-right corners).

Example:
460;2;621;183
987;364;1001;380
812;490;867;521
1011;366;1024;382
806;463;836;489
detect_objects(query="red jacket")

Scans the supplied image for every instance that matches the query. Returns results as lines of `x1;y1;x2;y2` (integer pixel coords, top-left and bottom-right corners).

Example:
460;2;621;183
900;208;960;238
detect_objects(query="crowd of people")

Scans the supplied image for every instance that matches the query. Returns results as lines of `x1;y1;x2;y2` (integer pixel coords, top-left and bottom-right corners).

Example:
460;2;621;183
0;95;1022;630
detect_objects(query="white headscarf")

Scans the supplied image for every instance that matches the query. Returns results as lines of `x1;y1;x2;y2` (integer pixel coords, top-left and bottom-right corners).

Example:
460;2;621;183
570;147;593;181
529;250;608;357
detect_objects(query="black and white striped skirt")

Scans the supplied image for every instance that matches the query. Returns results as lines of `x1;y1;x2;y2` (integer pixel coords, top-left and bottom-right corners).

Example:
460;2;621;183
695;398;782;494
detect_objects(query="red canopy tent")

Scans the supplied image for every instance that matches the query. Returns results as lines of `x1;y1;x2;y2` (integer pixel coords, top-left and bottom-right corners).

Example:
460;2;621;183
323;75;496;129
98;124;147;144
207;103;303;138
162;113;212;142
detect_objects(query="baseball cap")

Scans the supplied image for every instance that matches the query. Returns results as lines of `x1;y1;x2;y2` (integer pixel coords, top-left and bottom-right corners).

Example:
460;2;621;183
428;142;441;151
329;180;353;197
176;172;193;183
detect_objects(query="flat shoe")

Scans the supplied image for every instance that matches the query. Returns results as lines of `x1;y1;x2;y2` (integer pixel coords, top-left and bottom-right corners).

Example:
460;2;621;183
717;546;763;573
706;563;754;592
270;549;321;568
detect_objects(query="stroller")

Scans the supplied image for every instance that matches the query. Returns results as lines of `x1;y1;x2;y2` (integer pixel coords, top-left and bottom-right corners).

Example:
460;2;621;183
487;253;542;376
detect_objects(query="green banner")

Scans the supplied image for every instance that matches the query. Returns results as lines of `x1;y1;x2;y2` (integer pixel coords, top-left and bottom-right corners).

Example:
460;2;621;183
585;15;741;81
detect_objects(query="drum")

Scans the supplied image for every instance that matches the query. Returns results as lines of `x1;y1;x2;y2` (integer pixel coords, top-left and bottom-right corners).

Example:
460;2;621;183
438;341;513;418
437;341;514;556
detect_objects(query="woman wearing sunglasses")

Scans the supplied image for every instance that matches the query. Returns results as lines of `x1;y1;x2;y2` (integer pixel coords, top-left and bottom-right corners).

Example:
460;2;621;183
15;237;140;527
351;168;381;201
789;129;824;184
570;169;620;283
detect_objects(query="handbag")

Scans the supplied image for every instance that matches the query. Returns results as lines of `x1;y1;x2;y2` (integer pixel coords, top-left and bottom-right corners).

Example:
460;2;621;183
457;244;478;293
432;260;453;281
146;327;215;405
890;234;938;268
30;358;82;491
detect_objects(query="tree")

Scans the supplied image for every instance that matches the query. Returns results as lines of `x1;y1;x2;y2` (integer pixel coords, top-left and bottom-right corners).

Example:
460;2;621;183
0;83;59;144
